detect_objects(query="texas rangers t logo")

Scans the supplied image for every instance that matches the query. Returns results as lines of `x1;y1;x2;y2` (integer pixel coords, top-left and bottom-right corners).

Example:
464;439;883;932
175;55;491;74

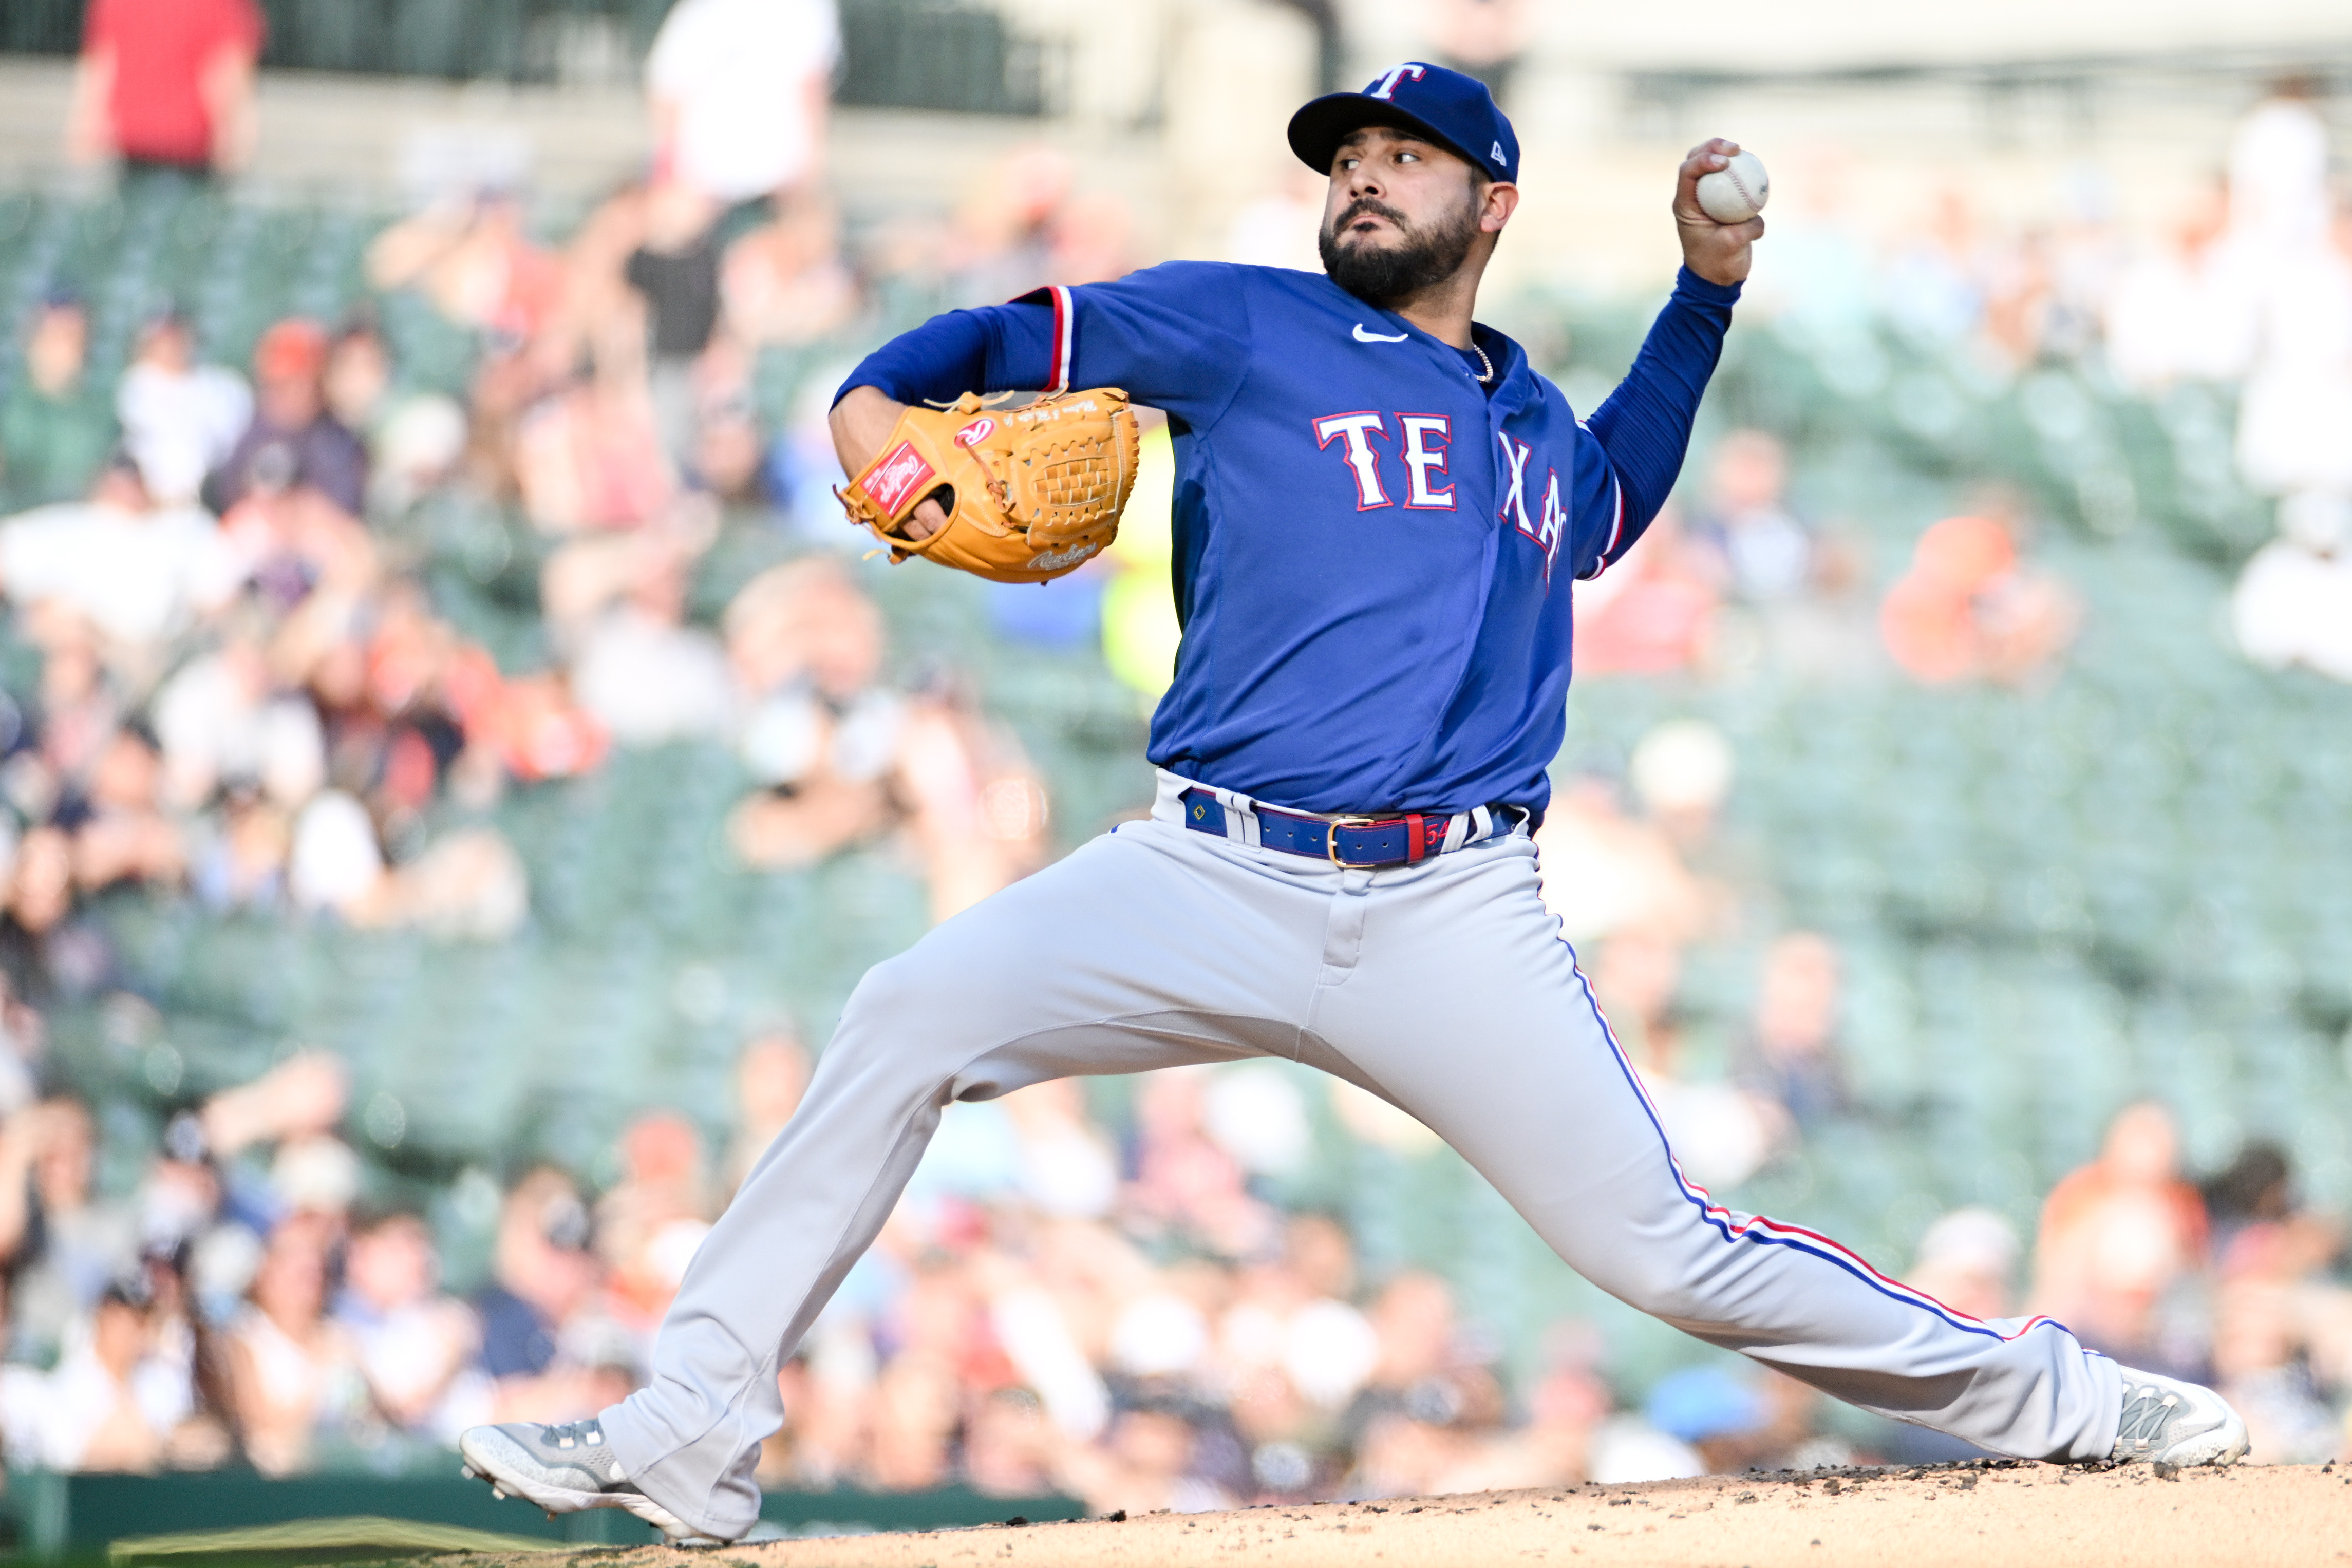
1367;64;1427;101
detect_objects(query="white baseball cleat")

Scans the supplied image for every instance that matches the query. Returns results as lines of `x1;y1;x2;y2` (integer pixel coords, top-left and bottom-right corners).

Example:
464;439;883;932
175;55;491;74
2106;1368;2250;1466
458;1419;733;1545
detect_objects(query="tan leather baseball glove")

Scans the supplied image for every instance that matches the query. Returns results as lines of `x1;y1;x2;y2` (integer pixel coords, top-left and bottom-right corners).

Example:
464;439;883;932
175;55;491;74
836;388;1140;584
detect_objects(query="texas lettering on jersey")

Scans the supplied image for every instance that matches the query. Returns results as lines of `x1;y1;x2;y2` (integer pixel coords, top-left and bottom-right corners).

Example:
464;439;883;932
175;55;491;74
1318;410;1567;577
1494;434;1567;580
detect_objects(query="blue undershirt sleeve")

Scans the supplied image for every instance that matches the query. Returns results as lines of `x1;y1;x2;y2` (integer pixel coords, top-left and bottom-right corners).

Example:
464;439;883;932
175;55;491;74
1574;266;1740;575
832;303;1058;408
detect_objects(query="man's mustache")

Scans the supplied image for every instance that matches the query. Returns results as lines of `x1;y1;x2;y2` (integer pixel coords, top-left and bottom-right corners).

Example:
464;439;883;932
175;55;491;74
1330;198;1412;237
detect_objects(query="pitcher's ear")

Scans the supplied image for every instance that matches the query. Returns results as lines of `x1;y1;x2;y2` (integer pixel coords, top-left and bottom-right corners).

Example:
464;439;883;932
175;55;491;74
1482;181;1521;233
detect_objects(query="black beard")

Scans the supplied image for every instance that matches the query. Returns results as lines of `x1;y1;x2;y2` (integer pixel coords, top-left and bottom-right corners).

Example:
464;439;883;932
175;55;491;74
1318;194;1480;306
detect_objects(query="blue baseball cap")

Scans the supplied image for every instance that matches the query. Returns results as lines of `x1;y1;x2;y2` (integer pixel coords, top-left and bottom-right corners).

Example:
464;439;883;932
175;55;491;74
1287;63;1520;185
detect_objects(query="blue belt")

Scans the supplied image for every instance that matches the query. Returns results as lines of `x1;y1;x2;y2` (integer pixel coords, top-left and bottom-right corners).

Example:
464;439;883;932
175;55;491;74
1180;788;1472;868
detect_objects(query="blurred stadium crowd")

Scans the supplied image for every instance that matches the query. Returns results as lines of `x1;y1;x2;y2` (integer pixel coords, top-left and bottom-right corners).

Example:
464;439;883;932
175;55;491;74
0;0;2342;1512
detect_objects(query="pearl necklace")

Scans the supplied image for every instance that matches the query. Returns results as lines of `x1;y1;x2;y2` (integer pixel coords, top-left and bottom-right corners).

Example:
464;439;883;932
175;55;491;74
1472;342;1494;384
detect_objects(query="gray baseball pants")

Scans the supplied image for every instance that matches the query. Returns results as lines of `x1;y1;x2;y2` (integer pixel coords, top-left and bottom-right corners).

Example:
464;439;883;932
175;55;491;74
602;770;2120;1538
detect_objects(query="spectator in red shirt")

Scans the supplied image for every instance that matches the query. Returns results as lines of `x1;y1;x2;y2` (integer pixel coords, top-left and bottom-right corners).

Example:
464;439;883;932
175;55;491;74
67;0;266;177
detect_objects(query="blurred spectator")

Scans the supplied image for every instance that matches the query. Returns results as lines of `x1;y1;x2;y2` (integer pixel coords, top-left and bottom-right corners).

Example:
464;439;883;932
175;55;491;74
0;1098;139;1362
893;689;1051;923
1003;1079;1118;1223
473;1168;619;1422
66;0;263;178
368;394;471;517
1341;1271;1508;1499
71;725;186;895
0;1274;192;1471
1641;1365;1776;1473
2203;1143;2351;1464
2233;185;2352;522
198;1051;349;1164
335;1210;490;1442
545;528;733;746
116;309;252;507
187;789;288;914
1905;1207;2022;1324
365;193;561;345
724;1031;812;1197
0;457;244;664
722;191;859;347
1584;1407;1705;1484
2228;84;2330;251
322;319;391;442
1881;188;1986;347
1735;932;1850;1130
210;320;369;520
947;148;1135;304
0;977;45;1121
683;342;770;505
962;1385;1059;1497
0;296;117;512
513;334;675;534
727;557;902;865
1059;1398;1236;1515
596;1112;713;1340
286;789;382;916
28;620;124;802
1879;506;2079;685
1124;1069;1274;1259
626;182;725;473
2031;1102;2208;1370
1571;506;1718;675
1687;431;1811;603
152;612;321;811
2104;177;2259;391
1590;928;1783;1193
220;1212;367;1475
1533;776;1712;949
1583;930;1682;1075
1224;167;1324;272
725;556;1049;920
2204;1143;2297;1259
647;0;839;207
1426;0;1534;100
1215;1213;1377;1462
1626;718;1734;852
2232;494;2352;681
1875;1207;2021;1465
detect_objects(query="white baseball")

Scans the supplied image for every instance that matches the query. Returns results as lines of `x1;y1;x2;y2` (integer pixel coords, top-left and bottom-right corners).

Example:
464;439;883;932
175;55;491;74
1695;149;1768;225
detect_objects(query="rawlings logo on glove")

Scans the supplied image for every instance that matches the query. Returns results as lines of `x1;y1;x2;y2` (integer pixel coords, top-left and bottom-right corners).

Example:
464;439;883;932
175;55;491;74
837;389;1140;584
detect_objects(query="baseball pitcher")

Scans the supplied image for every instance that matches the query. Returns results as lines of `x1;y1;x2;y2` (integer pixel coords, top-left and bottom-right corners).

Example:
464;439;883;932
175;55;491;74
461;64;2247;1543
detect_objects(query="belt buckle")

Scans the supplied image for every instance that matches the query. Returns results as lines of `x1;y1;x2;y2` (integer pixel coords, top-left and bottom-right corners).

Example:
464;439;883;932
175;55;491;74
1323;814;1389;869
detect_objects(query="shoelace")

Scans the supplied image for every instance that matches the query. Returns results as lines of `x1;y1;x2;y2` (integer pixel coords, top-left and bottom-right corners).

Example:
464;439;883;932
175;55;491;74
545;1419;606;1452
2115;1385;2181;1452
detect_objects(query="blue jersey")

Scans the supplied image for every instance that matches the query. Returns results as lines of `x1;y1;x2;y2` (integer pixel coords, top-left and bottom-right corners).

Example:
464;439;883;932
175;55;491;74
843;262;1738;816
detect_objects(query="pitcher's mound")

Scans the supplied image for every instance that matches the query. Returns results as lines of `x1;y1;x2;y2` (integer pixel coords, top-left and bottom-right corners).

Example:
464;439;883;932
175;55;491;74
437;1461;2349;1568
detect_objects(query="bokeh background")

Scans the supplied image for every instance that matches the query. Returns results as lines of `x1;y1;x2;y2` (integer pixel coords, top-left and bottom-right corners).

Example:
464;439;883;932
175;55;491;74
0;0;2346;1547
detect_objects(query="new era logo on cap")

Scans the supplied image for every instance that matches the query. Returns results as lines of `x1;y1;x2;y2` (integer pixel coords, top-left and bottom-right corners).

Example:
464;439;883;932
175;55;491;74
1286;61;1521;185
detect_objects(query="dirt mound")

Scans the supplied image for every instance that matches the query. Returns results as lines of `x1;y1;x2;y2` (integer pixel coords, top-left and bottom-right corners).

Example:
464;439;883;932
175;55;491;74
431;1461;2348;1568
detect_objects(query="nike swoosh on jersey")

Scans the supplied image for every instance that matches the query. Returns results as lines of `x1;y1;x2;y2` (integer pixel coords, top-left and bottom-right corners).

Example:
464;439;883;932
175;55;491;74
1352;323;1409;343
